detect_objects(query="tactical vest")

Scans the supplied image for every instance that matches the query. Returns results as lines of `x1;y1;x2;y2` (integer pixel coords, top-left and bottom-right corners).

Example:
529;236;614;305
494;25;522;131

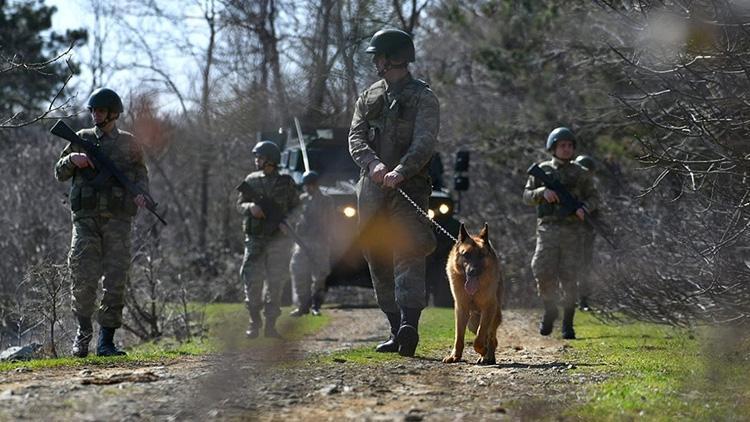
69;128;141;218
362;77;430;174
535;160;587;222
241;171;297;236
294;192;332;239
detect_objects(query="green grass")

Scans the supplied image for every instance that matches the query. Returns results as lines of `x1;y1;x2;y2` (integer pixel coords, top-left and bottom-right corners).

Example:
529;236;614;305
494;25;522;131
321;307;750;421
566;312;750;421
320;307;457;364
0;346;202;372
0;303;330;373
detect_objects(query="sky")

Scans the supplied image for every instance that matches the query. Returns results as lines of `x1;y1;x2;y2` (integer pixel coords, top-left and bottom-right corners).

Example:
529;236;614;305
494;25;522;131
45;0;210;114
47;0;116;106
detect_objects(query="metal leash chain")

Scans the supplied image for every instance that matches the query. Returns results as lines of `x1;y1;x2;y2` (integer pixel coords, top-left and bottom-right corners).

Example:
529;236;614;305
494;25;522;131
397;188;459;243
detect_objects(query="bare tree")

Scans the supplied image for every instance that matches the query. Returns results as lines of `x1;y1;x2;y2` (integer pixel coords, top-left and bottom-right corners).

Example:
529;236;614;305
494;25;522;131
0;49;77;129
222;0;290;126
80;0;121;93
392;0;431;34
334;0;364;119
302;0;336;124
591;0;750;325
124;224;167;340
23;262;69;358
114;0;225;250
198;0;221;250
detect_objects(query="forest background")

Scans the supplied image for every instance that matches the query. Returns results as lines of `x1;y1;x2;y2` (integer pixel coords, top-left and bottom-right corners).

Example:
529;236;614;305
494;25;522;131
2;0;748;353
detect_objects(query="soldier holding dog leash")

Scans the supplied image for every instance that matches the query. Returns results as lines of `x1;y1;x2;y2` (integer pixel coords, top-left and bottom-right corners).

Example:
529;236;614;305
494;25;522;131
348;28;440;357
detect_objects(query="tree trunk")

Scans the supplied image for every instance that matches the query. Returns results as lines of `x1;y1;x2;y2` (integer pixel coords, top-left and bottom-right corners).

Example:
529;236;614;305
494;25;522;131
335;0;365;122
198;1;218;250
305;0;335;125
265;0;289;127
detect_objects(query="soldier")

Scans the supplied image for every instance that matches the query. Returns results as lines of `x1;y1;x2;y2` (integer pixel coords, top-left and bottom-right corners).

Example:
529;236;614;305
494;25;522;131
237;141;300;338
55;88;149;357
574;154;597;311
523;127;599;340
289;170;334;317
348;28;439;357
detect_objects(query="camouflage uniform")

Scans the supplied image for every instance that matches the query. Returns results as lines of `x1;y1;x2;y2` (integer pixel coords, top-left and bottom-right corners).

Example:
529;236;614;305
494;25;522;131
289;190;334;311
54;126;148;328
237;170;299;326
348;73;439;314
523;157;599;309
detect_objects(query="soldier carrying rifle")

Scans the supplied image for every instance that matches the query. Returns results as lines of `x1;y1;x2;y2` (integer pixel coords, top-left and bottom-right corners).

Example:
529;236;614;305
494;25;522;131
523;127;600;340
236;141;300;338
54;88;151;357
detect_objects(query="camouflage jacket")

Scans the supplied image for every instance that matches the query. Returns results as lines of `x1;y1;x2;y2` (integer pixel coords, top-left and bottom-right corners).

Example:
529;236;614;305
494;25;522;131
348;73;440;188
236;170;300;237
293;190;334;241
523;157;599;225
54;126;149;221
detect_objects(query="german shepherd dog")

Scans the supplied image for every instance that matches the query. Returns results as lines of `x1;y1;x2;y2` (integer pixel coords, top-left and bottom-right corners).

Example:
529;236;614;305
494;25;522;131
442;223;503;365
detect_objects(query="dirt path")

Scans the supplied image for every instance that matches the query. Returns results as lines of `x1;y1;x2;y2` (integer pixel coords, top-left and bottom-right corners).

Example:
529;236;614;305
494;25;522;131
0;308;594;421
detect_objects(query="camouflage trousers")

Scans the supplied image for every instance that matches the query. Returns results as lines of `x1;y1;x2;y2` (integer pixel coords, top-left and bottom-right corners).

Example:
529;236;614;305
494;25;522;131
531;222;584;309
240;235;292;322
579;228;595;298
357;176;436;313
289;243;330;308
68;216;132;328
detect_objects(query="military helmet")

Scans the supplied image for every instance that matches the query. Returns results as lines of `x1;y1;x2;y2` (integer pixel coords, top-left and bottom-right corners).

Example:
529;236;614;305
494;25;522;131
302;170;320;185
365;29;415;62
87;88;124;113
546;127;576;151
575;155;595;171
252;141;281;165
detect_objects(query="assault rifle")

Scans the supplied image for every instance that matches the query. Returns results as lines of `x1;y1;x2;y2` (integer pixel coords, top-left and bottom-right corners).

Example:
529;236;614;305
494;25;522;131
527;163;617;249
236;181;322;264
236;181;287;235
50;120;167;226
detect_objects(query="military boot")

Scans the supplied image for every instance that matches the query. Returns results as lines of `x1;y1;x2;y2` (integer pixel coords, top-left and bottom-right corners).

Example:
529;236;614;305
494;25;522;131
264;316;281;338
289;307;309;317
396;308;421;357
71;316;93;358
310;291;325;316
561;307;576;340
539;300;559;336
579;296;590;312
289;298;311;318
375;312;401;353
246;309;262;338
96;327;127;357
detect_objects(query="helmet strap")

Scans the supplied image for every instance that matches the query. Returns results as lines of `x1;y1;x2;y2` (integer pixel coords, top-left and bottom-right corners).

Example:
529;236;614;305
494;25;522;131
376;61;391;77
94;111;118;129
263;162;277;174
377;59;407;77
256;156;276;172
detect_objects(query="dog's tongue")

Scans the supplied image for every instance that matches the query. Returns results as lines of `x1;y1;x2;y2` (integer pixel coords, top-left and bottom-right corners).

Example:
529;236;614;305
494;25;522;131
464;277;480;296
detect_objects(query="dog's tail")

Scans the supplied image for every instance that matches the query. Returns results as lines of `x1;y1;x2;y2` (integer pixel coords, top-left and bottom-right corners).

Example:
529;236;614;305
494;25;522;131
468;311;480;334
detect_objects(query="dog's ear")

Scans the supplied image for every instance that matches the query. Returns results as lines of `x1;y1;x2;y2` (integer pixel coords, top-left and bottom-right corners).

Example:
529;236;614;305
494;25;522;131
479;223;489;242
458;223;470;243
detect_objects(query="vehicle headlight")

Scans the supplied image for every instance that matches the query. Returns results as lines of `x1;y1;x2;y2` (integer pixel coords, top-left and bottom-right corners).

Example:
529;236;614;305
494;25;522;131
343;206;357;218
428;209;435;219
438;204;450;215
